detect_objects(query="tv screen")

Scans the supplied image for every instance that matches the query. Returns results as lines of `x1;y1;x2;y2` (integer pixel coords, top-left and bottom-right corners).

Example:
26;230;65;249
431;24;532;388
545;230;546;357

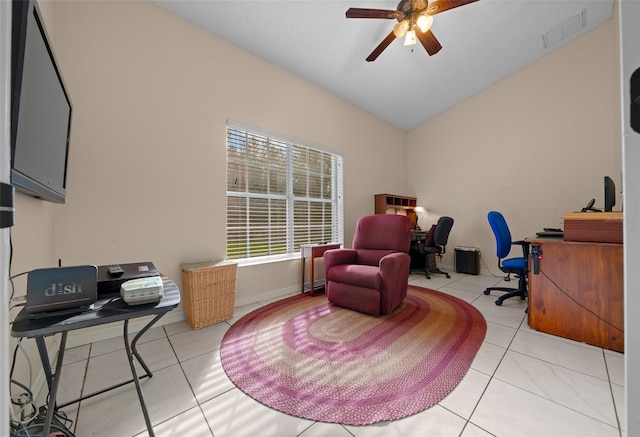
604;176;616;212
11;0;72;204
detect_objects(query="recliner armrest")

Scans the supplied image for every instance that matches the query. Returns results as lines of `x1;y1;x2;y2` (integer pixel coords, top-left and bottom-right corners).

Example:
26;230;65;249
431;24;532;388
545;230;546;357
379;252;411;278
324;249;358;270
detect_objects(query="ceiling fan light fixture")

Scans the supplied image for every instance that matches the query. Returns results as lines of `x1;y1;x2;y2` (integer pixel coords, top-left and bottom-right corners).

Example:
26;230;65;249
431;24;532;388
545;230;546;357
393;19;409;38
403;29;417;46
416;14;433;33
346;0;479;61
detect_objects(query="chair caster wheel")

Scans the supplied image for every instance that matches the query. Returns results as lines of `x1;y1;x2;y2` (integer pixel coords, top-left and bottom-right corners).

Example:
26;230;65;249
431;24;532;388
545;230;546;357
495;299;503;306
484;289;490;295
445;273;450;278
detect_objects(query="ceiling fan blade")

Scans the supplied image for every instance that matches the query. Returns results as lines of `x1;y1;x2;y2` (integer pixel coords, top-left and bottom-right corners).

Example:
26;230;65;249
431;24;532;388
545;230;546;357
426;0;479;15
346;8;401;19
416;29;442;56
366;31;397;62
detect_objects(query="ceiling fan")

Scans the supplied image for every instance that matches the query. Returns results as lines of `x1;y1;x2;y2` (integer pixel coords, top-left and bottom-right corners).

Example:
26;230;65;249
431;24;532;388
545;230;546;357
346;0;479;62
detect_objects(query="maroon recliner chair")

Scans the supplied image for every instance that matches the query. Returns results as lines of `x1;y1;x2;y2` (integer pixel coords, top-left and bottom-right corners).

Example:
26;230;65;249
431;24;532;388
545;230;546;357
324;214;411;316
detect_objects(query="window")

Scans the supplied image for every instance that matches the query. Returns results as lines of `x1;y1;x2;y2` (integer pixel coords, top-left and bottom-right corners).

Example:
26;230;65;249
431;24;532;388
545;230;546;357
226;123;343;261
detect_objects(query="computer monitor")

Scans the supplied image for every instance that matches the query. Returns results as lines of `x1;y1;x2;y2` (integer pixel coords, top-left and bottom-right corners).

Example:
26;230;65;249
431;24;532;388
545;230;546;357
604;176;616;212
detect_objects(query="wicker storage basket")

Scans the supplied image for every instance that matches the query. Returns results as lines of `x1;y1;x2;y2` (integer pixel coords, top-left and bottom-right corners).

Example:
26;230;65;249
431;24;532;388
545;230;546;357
181;261;237;329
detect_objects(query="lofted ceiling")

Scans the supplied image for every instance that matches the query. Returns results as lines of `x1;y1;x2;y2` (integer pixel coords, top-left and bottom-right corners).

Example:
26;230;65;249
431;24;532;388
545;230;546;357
154;0;614;131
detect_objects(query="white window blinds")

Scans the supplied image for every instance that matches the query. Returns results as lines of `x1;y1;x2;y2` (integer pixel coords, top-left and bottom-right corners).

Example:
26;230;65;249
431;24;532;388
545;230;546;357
226;123;343;261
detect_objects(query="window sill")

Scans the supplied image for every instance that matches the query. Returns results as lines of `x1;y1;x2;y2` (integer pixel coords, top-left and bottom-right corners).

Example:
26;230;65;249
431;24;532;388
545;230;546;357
234;253;300;268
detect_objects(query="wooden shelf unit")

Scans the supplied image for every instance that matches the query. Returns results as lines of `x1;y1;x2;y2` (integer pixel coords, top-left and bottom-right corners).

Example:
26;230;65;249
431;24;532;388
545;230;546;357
374;194;417;228
374;194;417;214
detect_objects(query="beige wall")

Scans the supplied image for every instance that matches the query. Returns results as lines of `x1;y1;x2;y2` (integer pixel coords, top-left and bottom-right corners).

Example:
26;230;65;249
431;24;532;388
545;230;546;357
45;0;406;306
407;17;621;270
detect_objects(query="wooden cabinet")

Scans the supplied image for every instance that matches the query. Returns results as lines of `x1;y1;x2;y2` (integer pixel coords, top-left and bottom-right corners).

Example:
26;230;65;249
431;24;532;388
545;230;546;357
527;238;623;352
374;194;417;229
374;194;417;214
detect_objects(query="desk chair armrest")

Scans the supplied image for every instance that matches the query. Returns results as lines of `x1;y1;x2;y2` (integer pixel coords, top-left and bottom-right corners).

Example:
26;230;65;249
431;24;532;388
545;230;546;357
512;240;530;258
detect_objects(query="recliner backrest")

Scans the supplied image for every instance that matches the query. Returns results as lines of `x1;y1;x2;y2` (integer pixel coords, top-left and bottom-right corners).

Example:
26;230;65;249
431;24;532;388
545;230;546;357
356;249;397;266
352;215;411;266
487;211;513;259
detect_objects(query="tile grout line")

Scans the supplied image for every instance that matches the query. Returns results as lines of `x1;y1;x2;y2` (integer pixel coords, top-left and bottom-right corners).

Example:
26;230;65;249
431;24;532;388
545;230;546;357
459;310;526;435
602;348;624;437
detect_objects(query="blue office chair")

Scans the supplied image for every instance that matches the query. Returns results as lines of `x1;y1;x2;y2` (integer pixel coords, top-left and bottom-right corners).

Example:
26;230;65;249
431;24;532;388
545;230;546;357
484;211;530;306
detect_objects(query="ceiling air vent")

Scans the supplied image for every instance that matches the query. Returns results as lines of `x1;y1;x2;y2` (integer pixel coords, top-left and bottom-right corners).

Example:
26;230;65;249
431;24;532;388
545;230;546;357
542;10;586;49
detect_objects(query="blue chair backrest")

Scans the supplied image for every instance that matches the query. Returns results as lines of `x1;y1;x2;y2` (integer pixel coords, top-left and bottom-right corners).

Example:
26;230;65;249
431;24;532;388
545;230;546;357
487;211;513;259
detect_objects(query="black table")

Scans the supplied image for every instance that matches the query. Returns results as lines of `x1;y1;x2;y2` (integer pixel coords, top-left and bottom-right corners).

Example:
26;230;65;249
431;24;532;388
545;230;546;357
11;277;181;437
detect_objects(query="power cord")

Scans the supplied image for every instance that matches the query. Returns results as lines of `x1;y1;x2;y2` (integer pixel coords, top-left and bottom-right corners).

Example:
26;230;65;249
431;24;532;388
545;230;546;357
10;339;32;391
9;339;38;431
9;349;76;436
478;252;511;279
9;379;37;427
12;403;76;437
10;422;76;437
7;251;76;437
538;267;623;333
9;269;28;302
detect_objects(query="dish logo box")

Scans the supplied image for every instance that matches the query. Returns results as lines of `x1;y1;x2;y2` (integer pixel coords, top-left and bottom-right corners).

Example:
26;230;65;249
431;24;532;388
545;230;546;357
26;265;98;315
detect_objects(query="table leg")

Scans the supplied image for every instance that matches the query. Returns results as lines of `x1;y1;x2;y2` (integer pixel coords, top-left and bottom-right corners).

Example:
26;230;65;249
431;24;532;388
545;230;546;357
57;313;165;414
301;251;306;294
35;336;53;392
130;313;164;378
35;332;67;437
123;312;167;437
309;254;315;296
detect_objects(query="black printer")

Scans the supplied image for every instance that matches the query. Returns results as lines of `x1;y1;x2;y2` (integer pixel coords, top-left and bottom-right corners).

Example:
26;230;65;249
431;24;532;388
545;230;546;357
97;261;159;296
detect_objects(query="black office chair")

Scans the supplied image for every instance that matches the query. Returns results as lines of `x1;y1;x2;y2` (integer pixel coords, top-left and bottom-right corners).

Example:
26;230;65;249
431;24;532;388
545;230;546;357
484;211;530;306
414;216;454;279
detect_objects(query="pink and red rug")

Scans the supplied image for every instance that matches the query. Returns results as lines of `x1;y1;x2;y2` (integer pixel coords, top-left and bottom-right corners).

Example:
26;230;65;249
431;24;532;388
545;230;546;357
220;285;486;425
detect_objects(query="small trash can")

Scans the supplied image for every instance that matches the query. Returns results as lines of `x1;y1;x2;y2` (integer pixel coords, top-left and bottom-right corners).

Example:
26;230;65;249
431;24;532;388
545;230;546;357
455;247;480;275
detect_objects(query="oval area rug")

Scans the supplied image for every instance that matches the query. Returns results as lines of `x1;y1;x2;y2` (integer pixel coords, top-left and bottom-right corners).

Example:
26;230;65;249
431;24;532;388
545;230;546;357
220;285;486;425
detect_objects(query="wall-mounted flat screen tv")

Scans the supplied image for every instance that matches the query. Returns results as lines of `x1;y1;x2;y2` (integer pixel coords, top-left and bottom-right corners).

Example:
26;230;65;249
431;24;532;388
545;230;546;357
11;0;72;204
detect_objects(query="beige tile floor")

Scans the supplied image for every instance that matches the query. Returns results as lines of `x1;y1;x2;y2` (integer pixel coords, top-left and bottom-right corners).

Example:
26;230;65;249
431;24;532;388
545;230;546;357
53;272;625;437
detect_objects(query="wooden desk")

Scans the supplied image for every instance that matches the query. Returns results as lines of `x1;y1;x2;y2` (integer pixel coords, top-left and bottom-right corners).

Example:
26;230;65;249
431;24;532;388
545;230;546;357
527;238;623;352
300;243;341;295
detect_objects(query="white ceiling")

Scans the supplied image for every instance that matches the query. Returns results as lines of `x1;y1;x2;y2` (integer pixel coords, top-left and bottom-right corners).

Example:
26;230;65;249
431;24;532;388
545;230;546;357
154;0;614;131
